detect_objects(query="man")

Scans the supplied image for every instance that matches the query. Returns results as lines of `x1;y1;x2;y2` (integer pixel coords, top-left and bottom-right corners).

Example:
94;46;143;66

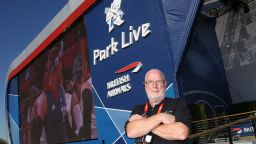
125;69;191;144
29;48;69;144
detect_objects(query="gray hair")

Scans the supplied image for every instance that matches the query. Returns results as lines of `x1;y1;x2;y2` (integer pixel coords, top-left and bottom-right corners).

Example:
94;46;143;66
144;69;166;81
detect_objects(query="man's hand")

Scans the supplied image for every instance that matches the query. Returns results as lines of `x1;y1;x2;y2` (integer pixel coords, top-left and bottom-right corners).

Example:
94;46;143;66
126;114;162;138
129;114;145;122
151;113;189;140
160;113;175;124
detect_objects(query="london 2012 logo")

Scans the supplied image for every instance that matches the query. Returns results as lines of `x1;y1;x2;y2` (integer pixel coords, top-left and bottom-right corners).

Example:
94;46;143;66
105;0;124;33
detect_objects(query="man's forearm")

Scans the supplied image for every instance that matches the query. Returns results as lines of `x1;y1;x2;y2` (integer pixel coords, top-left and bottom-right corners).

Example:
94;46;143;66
152;122;189;140
126;114;162;138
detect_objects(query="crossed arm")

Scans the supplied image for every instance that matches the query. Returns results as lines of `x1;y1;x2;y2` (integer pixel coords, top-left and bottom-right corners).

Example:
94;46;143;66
126;113;189;140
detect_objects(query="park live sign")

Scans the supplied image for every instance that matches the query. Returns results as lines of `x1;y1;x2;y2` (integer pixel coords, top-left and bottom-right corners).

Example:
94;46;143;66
91;0;151;98
93;0;151;65
93;23;151;65
85;0;174;109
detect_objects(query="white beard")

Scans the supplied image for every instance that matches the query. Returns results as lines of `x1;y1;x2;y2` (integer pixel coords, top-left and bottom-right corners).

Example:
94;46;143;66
147;91;165;104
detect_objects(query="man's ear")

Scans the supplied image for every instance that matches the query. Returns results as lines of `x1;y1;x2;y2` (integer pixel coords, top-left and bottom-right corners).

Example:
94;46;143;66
164;80;167;87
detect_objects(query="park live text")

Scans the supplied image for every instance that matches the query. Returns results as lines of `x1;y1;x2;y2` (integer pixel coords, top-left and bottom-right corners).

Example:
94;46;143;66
93;23;151;65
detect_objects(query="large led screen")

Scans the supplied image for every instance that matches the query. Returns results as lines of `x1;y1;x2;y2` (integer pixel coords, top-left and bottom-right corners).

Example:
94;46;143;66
19;18;98;144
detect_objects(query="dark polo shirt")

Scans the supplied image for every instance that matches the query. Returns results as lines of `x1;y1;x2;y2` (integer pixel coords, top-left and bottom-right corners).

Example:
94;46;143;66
125;97;191;144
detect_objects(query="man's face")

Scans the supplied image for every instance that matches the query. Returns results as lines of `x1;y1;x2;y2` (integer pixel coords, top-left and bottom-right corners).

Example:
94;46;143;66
144;70;166;103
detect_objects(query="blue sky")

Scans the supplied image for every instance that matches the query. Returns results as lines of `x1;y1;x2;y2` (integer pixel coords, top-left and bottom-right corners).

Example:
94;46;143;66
0;0;68;140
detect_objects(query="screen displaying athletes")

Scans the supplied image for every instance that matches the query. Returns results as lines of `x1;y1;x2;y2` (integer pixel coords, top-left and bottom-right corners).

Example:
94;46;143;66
19;18;98;144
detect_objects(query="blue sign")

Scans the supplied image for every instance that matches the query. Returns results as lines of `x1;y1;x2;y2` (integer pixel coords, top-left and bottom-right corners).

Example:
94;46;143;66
86;0;175;110
85;0;202;143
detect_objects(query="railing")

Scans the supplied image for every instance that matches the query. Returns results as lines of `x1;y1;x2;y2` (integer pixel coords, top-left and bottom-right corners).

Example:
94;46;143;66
189;111;256;143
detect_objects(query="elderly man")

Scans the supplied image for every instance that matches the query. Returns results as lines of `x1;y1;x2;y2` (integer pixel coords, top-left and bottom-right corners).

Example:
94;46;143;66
125;69;191;144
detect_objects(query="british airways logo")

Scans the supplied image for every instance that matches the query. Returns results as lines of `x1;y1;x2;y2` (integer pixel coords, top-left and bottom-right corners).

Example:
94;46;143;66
106;62;142;98
115;61;142;74
105;0;125;33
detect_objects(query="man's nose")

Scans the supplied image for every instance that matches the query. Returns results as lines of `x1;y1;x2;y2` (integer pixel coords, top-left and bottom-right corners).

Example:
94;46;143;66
152;81;158;87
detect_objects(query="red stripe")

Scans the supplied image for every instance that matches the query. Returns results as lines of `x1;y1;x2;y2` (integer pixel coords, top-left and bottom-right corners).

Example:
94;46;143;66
232;128;241;131
115;61;140;74
8;0;97;80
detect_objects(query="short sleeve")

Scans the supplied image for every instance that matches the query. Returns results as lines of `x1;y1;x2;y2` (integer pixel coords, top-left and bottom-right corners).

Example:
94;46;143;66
174;98;191;129
124;105;144;134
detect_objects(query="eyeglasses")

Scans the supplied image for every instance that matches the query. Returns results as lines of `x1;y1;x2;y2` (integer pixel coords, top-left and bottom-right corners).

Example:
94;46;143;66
144;80;166;86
